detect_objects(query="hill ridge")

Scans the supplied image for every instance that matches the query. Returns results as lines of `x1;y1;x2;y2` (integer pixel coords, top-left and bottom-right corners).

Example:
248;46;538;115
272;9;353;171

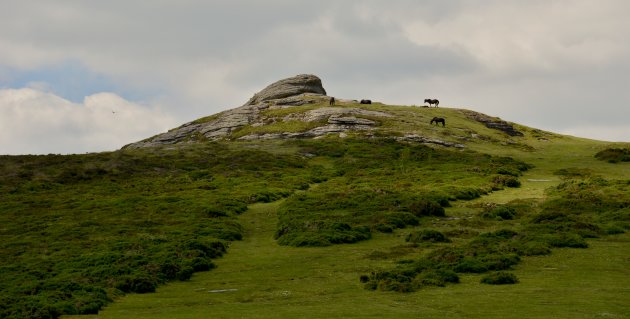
124;75;531;150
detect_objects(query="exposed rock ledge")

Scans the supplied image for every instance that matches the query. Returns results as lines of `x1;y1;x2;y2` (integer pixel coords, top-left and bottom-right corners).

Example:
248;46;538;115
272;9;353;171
124;74;331;149
461;110;523;136
397;134;466;148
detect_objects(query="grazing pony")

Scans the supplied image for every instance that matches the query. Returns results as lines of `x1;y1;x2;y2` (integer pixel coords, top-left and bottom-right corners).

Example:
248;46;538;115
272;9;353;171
360;99;372;104
424;98;439;107
430;117;446;127
329;97;335;105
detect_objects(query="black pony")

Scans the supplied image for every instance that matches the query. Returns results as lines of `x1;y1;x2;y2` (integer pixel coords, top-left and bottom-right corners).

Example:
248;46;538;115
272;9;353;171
430;117;445;127
360;99;372;104
424;98;439;107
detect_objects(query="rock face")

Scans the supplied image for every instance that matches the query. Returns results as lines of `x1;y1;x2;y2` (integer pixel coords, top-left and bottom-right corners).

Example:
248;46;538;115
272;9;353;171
461;110;523;136
243;74;326;106
123;74;332;149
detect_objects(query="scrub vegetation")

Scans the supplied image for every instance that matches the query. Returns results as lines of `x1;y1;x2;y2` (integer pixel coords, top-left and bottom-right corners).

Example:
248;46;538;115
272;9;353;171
1;103;629;319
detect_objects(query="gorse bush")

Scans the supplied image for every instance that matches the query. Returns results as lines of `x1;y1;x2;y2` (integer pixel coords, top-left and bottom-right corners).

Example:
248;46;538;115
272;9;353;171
480;272;519;285
595;148;630;163
406;229;451;243
408;200;446;217
482;205;517;220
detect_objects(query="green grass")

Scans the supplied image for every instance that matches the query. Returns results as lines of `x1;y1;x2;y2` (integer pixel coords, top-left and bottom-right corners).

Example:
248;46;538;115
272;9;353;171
0;142;314;318
2;101;630;318
88;202;630;319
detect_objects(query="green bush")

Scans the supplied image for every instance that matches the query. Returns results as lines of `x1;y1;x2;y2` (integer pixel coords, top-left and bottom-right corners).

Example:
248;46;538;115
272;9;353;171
482;205;517;220
595;148;630;163
514;240;552;256
375;224;394;233
480;272;519;285
415;269;460;287
544;233;588;248
408;200;445;217
176;267;194;281
406;229;451;243
492;175;521;188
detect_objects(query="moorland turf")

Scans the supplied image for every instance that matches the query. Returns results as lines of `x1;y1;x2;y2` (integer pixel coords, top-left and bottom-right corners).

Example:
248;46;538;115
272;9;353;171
1;103;628;318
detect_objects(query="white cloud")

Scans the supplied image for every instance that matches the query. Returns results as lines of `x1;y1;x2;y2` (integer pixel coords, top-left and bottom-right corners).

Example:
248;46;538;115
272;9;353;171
0;88;177;154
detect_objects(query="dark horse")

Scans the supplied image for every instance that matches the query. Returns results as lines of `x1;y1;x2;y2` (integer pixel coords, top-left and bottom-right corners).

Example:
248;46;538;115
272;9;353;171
360;99;372;104
424;98;439;107
329;97;335;105
430;117;445;127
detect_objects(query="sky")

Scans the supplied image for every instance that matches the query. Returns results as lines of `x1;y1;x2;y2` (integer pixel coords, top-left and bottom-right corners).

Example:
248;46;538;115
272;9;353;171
1;0;629;154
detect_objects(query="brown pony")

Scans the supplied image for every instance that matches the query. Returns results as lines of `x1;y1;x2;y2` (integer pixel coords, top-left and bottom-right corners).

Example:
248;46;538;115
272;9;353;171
424;98;439;107
430;117;445;127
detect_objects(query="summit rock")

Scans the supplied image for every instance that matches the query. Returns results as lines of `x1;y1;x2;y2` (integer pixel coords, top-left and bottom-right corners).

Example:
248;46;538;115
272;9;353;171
244;74;326;106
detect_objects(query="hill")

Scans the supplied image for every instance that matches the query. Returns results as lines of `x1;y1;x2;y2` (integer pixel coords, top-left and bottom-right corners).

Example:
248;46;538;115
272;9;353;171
0;75;628;318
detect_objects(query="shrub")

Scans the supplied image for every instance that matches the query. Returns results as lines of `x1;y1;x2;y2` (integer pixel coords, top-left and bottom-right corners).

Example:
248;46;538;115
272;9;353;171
408;200;445;217
554;167;592;178
454;257;488;273
176;267;194;281
544;233;588;248
595;148;630;163
482;206;517;220
406;229;451;243
492;175;521;188
115;275;157;293
375;224;394;233
480;272;519;285
384;212;420;228
515;241;552;256
453;187;482;200
249;190;291;203
416;269;460;287
189;257;216;272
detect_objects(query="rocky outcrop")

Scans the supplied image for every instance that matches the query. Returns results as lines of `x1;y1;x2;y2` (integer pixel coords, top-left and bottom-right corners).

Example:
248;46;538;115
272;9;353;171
397;134;466;148
238;114;381;141
244;74;326;106
283;107;391;123
461;110;523;136
123;103;269;149
124;74;330;149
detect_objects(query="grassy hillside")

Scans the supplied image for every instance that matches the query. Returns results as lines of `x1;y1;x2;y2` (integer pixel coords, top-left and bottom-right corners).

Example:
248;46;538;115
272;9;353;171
1;102;629;318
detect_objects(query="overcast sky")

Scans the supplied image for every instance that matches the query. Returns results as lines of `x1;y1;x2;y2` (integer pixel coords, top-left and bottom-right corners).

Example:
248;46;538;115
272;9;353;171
1;0;629;154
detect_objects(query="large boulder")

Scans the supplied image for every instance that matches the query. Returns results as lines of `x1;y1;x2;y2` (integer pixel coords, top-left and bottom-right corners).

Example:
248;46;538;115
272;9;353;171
244;74;327;106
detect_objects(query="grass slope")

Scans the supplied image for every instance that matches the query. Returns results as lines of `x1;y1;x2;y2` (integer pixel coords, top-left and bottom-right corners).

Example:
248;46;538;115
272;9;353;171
92;200;630;318
1;102;628;318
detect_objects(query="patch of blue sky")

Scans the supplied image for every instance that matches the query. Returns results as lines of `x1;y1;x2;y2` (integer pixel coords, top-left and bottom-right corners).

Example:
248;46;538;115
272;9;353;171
0;60;157;103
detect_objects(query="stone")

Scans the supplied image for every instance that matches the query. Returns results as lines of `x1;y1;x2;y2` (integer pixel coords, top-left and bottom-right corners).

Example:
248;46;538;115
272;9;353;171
283;107;391;123
327;116;376;126
398;134;465;148
243;74;327;106
461;110;523;136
